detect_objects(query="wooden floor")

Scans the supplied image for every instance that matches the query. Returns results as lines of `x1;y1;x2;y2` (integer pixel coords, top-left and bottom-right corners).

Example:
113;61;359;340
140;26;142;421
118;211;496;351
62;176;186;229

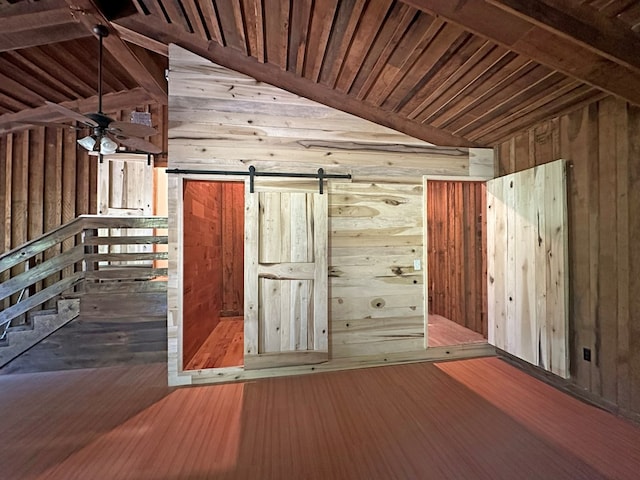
428;313;486;347
185;317;243;370
185;314;482;372
2;358;640;479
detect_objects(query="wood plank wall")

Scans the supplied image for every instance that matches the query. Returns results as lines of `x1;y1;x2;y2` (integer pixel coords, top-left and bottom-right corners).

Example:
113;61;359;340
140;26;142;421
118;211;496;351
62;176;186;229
0;104;166;311
427;181;487;337
0;127;95;312
495;96;640;419
329;182;425;358
182;180;243;367
221;182;244;316
167;45;495;383
167;45;494;181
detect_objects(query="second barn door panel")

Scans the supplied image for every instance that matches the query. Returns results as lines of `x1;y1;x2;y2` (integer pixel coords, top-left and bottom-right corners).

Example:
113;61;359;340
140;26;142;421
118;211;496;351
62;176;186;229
244;182;328;369
486;159;569;378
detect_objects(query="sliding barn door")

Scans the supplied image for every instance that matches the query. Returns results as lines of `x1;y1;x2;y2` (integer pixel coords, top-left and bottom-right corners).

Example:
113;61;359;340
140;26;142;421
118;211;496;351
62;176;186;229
486;159;569;378
244;184;328;369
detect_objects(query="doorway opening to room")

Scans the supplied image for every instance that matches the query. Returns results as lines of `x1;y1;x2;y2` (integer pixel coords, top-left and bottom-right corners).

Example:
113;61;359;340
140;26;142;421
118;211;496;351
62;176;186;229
425;180;488;348
182;180;245;370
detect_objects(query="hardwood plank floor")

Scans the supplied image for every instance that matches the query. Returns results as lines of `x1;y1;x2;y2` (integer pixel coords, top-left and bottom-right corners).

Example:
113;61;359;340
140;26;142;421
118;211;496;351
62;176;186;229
428;313;486;347
2;358;639;479
185;317;243;370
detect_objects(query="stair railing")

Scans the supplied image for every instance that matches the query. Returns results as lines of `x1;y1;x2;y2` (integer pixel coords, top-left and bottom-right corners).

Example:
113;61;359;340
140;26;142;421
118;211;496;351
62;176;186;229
0;215;168;329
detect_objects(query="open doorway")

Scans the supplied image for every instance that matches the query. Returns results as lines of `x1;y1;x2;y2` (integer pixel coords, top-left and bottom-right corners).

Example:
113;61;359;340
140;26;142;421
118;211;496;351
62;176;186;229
426;180;487;347
182;180;244;370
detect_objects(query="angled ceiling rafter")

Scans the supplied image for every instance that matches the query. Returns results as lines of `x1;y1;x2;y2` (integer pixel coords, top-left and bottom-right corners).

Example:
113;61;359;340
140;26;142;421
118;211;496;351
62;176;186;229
0;87;154;134
402;0;640;106
114;14;479;148
61;0;167;105
0;0;92;52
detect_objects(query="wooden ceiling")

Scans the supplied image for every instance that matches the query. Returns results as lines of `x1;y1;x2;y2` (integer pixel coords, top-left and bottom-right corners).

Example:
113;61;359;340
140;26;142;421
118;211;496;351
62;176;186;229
1;0;640;147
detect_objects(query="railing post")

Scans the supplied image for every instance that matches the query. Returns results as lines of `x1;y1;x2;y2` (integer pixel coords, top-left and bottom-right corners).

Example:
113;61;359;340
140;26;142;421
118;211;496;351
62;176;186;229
82;228;99;293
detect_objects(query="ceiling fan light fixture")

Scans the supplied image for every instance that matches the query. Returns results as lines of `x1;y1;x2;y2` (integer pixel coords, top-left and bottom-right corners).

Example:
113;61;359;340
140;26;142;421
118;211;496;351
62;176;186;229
77;135;96;151
100;136;118;155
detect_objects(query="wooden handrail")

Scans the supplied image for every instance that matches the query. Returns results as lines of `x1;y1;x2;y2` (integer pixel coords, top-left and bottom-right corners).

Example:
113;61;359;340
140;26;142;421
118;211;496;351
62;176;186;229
0;215;168;328
0;217;84;273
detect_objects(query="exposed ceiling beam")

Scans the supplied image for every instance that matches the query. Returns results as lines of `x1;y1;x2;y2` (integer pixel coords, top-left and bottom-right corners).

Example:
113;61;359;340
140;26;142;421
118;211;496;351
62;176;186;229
63;0;167;105
111;23;168;57
0;87;153;134
115;16;478;148
0;0;91;51
486;0;640;74
403;0;640;106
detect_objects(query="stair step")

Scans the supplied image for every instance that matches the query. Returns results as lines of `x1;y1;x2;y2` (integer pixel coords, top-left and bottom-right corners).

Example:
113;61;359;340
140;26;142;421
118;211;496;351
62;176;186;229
29;308;57;319
6;323;34;333
0;298;80;368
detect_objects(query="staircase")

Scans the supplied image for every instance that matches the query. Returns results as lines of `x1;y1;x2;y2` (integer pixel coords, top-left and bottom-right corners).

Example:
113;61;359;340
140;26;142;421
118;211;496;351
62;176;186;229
0;298;80;368
0;215;168;368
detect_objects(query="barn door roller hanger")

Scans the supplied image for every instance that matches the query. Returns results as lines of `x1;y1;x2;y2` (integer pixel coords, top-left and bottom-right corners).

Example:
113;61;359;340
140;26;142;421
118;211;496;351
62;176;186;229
165;166;352;194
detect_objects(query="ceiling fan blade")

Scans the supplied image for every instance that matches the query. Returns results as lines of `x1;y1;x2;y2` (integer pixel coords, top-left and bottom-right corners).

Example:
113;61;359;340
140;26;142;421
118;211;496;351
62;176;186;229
107;121;157;138
15;120;83;131
113;135;163;154
45;101;98;127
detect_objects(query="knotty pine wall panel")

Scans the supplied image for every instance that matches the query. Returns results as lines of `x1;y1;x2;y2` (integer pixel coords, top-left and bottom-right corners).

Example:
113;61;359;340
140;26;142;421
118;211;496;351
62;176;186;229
329;182;425;358
427;181;487;337
167;45;494;181
495;96;640;420
167;45;495;383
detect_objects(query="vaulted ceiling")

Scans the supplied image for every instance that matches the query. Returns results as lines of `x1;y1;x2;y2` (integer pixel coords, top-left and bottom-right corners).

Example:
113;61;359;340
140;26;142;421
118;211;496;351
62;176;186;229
1;0;639;147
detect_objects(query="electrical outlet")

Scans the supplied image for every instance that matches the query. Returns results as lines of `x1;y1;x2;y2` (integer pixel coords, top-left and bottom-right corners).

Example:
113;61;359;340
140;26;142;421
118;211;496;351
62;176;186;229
583;348;591;362
413;259;421;271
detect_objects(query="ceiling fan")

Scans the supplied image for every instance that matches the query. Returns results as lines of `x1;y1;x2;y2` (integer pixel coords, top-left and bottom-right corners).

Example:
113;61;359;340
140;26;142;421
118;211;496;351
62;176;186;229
41;24;162;156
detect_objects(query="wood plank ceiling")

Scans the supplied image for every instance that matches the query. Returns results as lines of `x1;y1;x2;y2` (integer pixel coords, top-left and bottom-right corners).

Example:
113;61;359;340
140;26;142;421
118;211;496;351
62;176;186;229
1;0;639;147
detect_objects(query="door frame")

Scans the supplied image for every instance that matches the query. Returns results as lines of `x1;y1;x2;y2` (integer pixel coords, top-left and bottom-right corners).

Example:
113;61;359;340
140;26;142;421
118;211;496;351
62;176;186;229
167;173;497;386
172;173;247;375
423;175;493;348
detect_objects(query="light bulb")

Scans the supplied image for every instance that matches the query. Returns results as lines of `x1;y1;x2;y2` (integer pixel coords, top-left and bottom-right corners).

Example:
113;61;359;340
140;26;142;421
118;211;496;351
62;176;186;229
77;136;96;151
100;136;118;155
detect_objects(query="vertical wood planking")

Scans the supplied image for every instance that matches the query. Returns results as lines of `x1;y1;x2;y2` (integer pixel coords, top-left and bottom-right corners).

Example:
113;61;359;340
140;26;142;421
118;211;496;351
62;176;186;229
534;165;548;370
558;105;593;390
244;181;259;357
61;128;77;280
486;161;568;377
616;101;630;411
597;97;619;402
628;105;640;414
587;102;603;396
27;128;45;293
43;129;63;288
10;132;28;314
0;134;11;309
427;181;487;336
545;161;569;377
313;192;328;352
221;182;244;316
480;183;488;338
495;96;640;413
245;186;328;366
182;181;224;366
